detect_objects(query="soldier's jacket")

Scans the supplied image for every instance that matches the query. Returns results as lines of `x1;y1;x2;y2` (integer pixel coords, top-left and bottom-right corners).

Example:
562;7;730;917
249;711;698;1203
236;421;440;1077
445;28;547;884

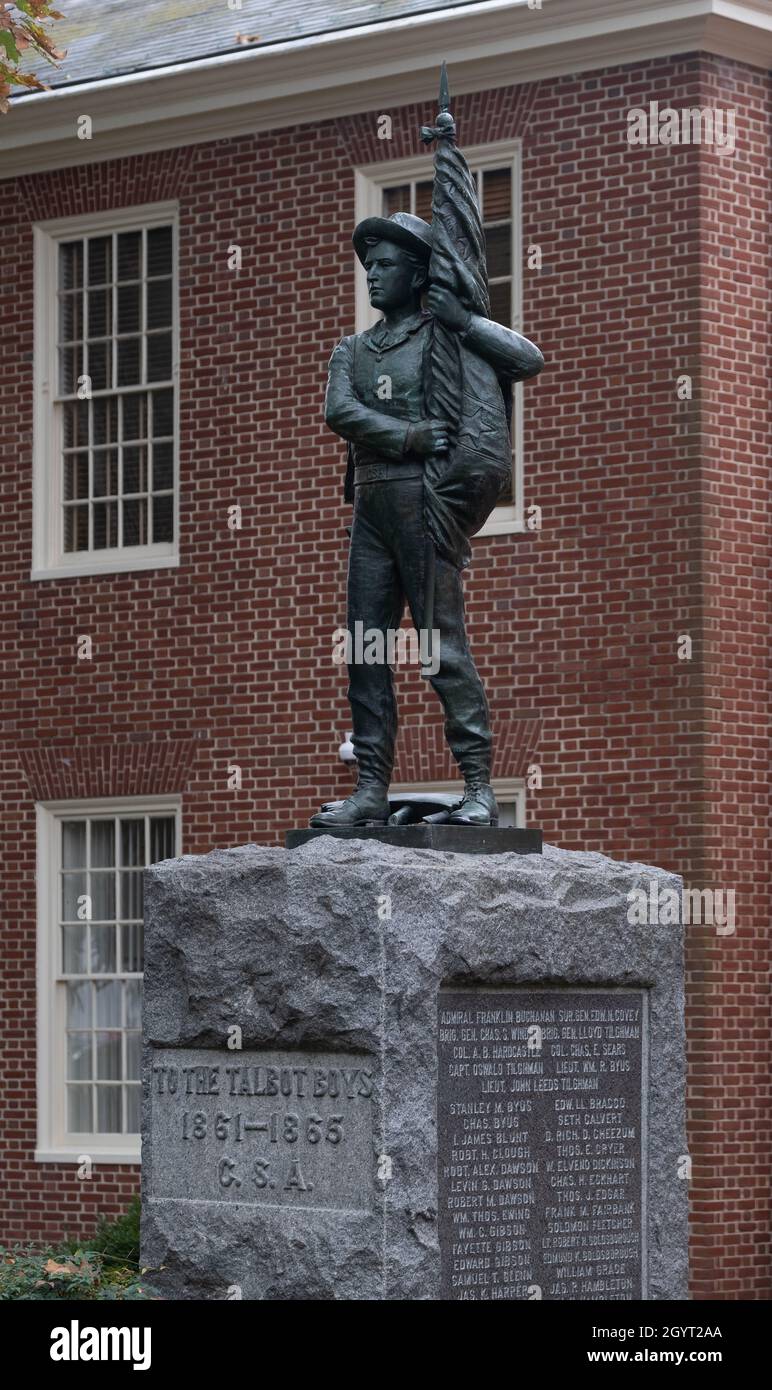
324;309;544;510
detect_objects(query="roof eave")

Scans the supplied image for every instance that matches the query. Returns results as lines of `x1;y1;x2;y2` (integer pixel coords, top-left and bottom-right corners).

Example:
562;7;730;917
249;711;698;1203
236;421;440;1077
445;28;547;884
1;0;770;178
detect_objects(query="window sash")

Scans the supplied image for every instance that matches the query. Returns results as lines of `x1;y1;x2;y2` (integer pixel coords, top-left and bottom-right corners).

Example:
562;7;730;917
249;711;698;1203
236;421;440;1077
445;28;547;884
32;203;179;577
56;812;176;1139
36;797;180;1159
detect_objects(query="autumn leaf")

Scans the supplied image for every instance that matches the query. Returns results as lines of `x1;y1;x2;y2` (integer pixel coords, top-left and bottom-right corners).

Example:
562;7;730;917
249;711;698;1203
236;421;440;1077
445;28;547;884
43;1257;78;1274
6;66;44;87
0;31;22;64
0;0;65;109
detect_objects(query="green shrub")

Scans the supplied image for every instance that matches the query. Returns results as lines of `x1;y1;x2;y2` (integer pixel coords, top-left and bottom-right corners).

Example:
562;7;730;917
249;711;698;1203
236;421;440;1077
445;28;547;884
0;1197;158;1300
0;1245;156;1300
91;1193;141;1268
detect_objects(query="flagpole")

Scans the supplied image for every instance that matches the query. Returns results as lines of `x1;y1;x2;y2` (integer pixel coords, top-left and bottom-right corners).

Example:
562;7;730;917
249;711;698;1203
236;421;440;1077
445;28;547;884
419;62;489;677
418;66;455;679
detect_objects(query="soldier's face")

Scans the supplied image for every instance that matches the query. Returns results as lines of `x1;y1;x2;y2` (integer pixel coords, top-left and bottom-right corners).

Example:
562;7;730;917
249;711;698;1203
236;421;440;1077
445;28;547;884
365;242;424;311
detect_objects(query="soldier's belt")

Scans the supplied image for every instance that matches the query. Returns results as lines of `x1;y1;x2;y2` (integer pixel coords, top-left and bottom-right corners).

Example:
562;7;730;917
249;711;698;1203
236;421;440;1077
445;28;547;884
354;461;424;485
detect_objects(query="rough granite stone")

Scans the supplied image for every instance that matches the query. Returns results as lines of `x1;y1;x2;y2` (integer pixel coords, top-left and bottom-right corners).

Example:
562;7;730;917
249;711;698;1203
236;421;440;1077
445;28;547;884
141;838;688;1301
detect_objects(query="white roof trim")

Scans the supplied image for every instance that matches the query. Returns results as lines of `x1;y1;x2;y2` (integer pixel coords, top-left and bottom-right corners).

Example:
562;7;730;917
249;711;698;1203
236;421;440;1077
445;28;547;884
1;0;770;177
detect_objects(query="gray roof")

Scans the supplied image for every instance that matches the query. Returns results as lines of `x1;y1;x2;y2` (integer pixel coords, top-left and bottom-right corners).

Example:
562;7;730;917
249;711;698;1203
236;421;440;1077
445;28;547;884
22;0;486;89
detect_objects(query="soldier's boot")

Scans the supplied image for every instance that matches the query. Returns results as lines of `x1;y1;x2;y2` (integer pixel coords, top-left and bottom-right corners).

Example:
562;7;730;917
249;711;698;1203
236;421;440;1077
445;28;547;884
449;757;498;826
310;780;389;828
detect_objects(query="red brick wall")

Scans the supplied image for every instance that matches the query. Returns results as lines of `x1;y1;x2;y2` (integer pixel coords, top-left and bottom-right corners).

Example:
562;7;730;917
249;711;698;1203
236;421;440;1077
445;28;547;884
0;53;769;1294
689;55;772;1299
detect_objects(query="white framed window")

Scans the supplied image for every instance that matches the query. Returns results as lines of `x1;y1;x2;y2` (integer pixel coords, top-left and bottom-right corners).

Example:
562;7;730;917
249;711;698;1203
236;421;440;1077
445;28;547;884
354;141;525;536
389;777;526;827
32;202;180;580
36;796;181;1164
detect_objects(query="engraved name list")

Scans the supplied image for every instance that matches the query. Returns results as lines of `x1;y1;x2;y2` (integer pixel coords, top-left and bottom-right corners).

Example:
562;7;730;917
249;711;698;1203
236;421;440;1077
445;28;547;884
437;988;647;1300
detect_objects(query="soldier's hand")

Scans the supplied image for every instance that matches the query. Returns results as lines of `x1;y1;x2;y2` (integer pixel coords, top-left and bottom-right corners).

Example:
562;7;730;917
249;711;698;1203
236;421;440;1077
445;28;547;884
409;420;455;457
427;285;472;332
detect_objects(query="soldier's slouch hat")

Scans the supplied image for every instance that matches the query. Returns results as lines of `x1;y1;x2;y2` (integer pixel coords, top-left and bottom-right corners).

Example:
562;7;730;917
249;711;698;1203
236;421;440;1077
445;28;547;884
352;211;432;267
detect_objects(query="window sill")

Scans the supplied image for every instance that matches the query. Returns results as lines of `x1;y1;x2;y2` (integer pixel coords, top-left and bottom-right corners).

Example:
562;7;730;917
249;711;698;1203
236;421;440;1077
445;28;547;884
31;551;180;581
35;1146;141;1165
475;511;526;538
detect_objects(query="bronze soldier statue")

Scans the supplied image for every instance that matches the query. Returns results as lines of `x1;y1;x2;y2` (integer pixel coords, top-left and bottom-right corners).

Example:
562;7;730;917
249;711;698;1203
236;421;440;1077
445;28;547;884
312;70;543;830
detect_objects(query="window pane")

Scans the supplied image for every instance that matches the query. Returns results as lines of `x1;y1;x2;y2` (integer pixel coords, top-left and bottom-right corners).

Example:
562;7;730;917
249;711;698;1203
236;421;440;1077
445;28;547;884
123;446;148;495
120;871;144;921
87;288;111;338
87;236;112;286
488;280;511;327
90;873;116;922
122;498;147;547
95;980;121;1026
87;339;111;391
483;167;511;220
117;337;141;386
120;820;145;867
126;1086;141;1132
62;871;86;921
485;223;511;279
126;1032;141;1081
64;505;89;553
125;979;142;1027
59;241;83;290
152;441;173;491
63;455;89;502
152;495;173;543
117;231;141;281
90;924;117;973
63;401;89;448
62;924;87;974
96;1032;122;1080
67;982;92;1029
146;279;172;329
147;226;172;276
59;344;83;395
92;451;118;499
93;501;118;550
415;180;433;222
152;389;173;437
59;293;83;344
93;397;119;444
67;1032;92;1080
122;922;144;974
382;184;410;216
122;394;147;441
97;1086;122;1133
118;283;141;334
147;333;172;382
62;821;87;868
67;1084;93;1132
91;820;116;867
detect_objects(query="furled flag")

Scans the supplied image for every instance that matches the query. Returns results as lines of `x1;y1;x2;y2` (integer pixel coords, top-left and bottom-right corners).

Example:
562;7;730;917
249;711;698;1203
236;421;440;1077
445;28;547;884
418;64;506;672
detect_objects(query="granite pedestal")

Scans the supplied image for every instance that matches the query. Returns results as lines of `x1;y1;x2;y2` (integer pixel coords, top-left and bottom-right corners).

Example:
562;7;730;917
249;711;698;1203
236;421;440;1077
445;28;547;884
140;837;688;1300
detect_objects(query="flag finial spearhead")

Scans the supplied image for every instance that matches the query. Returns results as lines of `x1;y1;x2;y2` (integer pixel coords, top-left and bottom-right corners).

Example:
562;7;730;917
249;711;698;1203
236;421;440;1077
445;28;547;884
439;61;450;113
420;61;456;143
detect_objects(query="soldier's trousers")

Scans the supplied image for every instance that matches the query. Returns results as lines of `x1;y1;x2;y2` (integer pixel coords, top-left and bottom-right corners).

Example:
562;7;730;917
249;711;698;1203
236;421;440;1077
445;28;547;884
346;475;491;787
